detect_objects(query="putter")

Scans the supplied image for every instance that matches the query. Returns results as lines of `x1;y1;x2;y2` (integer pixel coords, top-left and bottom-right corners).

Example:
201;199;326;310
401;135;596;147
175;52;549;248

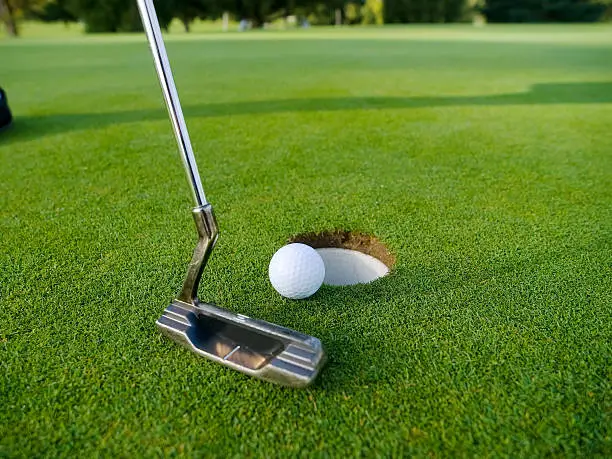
136;0;325;388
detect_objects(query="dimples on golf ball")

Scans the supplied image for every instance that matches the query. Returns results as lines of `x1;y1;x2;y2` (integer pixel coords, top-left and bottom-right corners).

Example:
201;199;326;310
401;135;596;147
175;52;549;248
269;243;325;299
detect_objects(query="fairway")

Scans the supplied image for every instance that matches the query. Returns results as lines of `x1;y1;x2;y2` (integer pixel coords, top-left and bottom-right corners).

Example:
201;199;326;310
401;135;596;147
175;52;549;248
1;25;611;456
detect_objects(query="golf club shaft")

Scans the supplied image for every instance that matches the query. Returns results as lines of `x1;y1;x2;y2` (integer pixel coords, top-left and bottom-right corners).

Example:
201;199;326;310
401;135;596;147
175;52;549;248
136;0;207;207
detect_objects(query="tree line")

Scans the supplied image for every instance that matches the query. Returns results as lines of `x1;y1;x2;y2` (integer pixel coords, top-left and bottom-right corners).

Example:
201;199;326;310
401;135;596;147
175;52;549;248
1;0;610;36
483;0;610;22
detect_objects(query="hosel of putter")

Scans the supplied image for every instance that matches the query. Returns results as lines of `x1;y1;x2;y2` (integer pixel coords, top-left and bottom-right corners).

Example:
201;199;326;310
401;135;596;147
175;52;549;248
178;204;219;304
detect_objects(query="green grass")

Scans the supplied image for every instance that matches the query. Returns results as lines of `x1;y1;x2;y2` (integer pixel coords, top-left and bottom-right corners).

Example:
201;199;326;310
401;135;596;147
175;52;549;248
1;25;611;457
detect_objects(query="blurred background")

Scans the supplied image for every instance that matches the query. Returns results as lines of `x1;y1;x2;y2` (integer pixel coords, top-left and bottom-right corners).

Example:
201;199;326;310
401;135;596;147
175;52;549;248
1;0;611;38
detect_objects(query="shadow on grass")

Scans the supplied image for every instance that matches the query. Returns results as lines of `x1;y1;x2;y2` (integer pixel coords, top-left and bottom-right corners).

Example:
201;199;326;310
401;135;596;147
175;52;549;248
2;81;611;145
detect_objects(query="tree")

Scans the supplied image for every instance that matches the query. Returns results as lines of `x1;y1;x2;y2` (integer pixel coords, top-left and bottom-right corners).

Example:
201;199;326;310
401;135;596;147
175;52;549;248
232;0;285;27
1;0;48;36
344;2;360;24
482;0;607;22
172;0;226;32
0;0;18;36
362;0;384;24
34;0;77;23
173;0;203;32
384;0;468;23
299;0;345;25
601;0;612;18
63;0;173;32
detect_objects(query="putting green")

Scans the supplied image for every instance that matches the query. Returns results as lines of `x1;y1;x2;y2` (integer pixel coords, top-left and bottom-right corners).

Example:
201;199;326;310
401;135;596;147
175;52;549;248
1;25;610;457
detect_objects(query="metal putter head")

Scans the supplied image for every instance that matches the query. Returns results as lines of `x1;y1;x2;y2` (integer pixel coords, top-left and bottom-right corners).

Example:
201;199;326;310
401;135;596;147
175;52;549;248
157;205;325;387
136;0;325;387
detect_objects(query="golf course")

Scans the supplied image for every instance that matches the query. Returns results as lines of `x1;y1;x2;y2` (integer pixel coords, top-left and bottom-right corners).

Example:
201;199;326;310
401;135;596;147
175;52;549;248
1;24;611;456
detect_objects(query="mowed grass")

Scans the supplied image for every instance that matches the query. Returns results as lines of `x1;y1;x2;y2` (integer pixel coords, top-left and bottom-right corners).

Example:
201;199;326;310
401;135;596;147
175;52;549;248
1;25;611;457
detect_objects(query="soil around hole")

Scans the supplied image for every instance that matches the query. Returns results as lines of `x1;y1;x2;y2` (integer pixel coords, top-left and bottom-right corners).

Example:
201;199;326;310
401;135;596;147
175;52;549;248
288;230;396;269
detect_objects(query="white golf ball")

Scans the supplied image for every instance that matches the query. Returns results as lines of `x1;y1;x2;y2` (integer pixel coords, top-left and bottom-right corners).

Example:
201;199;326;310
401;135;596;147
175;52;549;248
269;243;325;299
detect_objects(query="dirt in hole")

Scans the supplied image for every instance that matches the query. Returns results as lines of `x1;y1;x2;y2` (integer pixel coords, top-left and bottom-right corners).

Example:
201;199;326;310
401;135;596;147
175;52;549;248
289;230;396;268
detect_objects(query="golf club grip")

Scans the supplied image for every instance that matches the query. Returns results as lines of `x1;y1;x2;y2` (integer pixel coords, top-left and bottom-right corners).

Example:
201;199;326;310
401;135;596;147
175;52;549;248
136;0;208;207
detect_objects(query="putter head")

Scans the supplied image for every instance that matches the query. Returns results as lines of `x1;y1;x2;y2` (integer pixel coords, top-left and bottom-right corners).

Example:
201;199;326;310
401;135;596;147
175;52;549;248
157;205;326;387
157;300;326;388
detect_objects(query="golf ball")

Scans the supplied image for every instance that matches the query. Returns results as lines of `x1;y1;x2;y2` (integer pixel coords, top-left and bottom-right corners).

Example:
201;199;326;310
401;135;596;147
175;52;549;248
269;243;325;299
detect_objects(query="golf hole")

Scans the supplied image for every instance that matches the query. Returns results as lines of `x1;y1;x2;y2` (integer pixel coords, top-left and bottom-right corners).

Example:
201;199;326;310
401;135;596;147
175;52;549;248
289;231;395;286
